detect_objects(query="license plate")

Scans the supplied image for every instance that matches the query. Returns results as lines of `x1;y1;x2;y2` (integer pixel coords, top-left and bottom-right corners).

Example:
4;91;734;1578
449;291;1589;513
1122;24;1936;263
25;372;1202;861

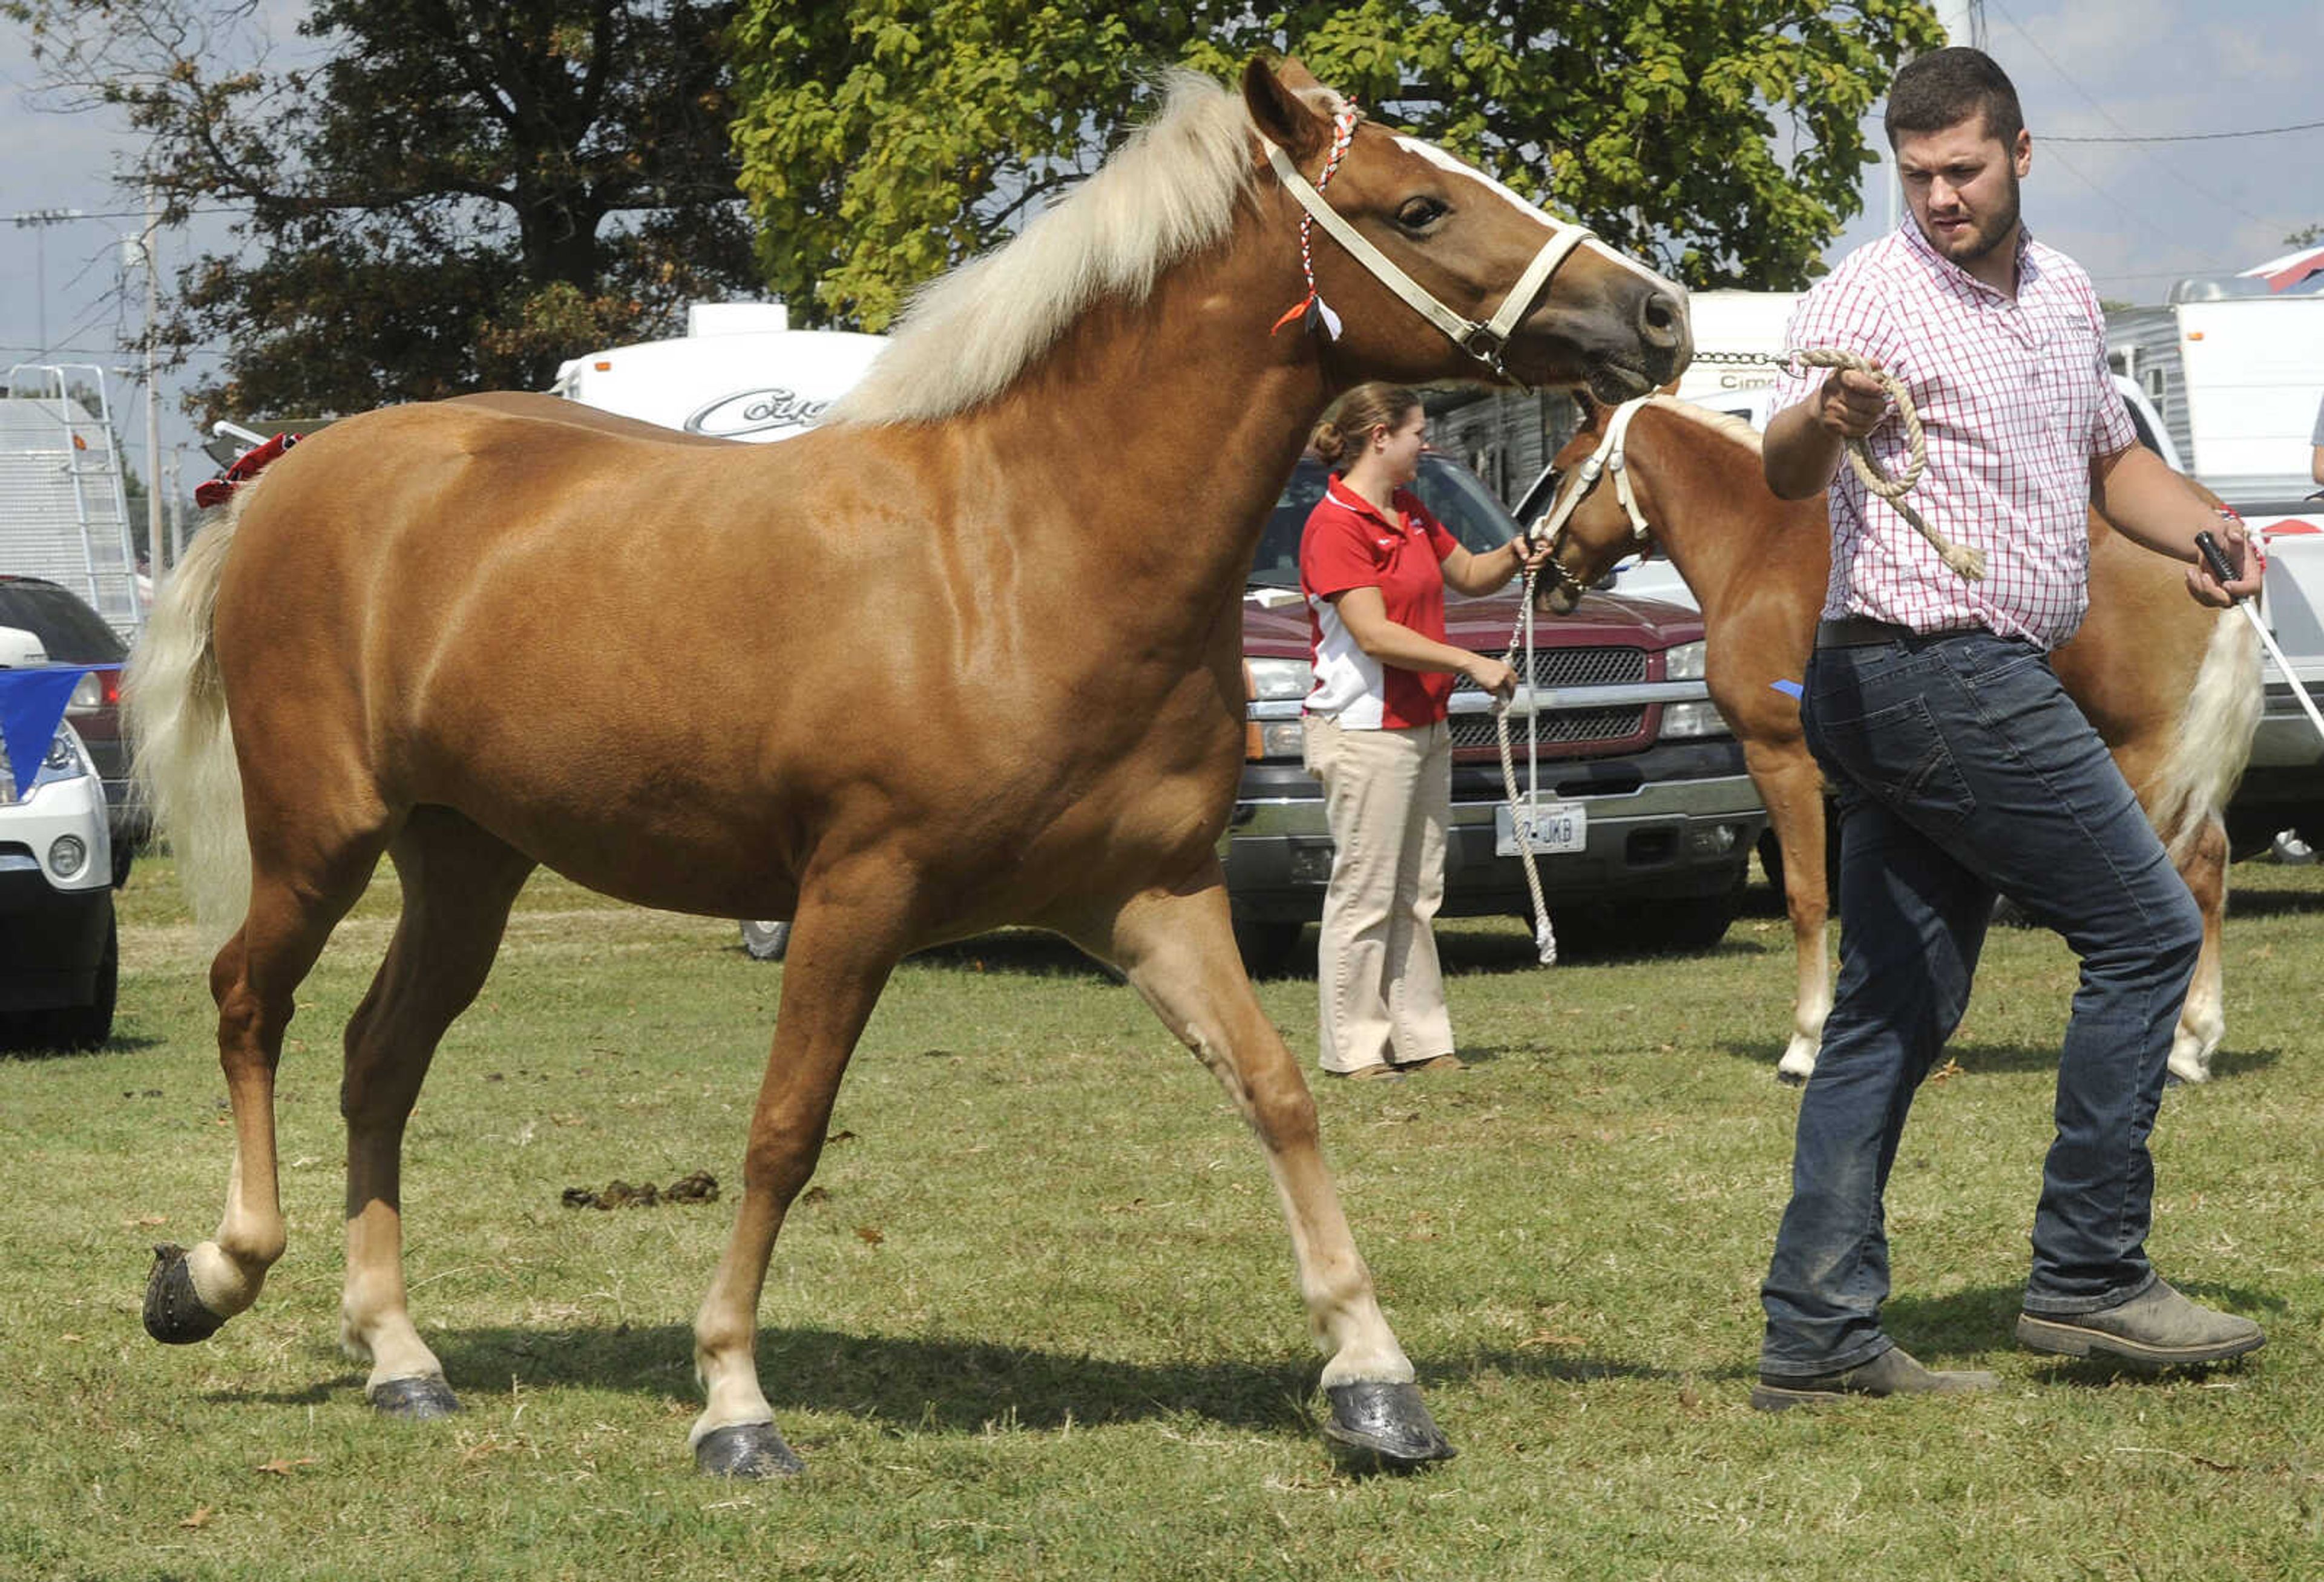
1495;801;1587;856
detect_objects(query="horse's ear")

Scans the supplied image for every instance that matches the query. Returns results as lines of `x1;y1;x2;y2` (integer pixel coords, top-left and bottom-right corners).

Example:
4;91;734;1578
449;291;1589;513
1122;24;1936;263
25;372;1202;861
1242;55;1330;162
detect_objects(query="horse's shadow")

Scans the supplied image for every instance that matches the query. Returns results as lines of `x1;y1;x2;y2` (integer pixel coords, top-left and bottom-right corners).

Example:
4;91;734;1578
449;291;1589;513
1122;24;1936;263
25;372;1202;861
222;1325;1696;1434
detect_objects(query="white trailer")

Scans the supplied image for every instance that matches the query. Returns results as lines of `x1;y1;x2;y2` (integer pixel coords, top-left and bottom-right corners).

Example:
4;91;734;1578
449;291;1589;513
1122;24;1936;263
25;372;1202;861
0;365;143;638
549;302;885;442
2105;281;2324;502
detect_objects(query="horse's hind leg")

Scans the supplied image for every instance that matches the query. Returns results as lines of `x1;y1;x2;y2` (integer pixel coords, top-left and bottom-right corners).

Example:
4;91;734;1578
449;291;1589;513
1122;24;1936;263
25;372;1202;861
691;853;917;1477
339;809;537;1417
144;828;389;1344
1067;873;1452;1469
2167;816;2230;1084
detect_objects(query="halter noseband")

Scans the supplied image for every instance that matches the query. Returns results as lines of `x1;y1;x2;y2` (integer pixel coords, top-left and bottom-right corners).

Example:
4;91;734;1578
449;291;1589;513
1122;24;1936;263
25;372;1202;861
1526;395;1658;597
1261;110;1597;379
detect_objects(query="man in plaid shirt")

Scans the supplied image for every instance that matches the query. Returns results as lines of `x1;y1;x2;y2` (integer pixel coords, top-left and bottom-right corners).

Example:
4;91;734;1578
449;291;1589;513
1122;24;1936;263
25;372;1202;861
1750;47;2268;1410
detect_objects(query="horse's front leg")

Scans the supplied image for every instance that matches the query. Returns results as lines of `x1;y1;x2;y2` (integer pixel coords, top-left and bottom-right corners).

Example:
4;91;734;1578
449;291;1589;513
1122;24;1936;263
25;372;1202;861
690;856;915;1478
1072;870;1452;1469
1744;742;1833;1084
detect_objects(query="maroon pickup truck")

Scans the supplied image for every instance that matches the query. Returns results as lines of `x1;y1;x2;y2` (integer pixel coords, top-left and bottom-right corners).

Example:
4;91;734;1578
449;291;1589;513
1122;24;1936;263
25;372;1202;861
1224;453;1767;973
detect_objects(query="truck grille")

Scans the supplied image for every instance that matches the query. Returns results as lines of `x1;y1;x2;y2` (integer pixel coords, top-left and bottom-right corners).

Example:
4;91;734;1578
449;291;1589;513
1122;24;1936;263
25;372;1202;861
1447;645;1650;757
1449;705;1648;753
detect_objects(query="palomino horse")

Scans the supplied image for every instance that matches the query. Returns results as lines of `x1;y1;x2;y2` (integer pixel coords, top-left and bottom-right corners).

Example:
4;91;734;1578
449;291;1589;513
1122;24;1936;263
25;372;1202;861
1532;395;2258;1084
125;59;1690;1477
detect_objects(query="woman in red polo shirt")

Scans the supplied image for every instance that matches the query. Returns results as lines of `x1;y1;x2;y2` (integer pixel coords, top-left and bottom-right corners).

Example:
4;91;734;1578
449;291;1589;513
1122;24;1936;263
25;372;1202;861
1300;383;1543;1081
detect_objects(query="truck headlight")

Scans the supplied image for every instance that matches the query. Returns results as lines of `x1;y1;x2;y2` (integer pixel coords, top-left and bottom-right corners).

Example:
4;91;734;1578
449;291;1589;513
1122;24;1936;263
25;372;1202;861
1247;657;1315;701
1252;721;1305;760
1658;700;1728;739
1664;640;1706;681
49;834;88;880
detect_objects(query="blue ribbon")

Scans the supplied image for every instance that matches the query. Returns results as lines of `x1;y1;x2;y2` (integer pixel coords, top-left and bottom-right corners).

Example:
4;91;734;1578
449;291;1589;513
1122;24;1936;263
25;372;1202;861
1769;678;1804;700
0;663;118;790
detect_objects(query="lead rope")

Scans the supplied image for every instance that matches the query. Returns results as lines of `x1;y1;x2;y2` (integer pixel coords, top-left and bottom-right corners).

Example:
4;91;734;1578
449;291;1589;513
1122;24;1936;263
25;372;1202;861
1492;562;1557;965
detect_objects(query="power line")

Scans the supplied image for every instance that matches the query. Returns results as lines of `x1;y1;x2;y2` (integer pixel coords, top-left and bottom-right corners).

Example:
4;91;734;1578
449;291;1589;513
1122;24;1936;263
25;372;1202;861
2046;119;2324;146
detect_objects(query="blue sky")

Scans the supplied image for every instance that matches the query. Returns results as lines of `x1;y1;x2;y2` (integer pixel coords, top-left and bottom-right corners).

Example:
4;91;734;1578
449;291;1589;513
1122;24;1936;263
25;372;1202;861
2;1;2320;474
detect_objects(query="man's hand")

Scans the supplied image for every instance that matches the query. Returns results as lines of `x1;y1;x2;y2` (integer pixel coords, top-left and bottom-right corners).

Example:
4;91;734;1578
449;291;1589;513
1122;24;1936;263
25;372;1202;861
2186;519;2265;609
1813;366;1889;440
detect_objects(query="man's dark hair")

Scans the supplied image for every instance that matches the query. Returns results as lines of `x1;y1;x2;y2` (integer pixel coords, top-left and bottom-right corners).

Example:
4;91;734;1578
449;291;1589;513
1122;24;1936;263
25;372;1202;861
1884;47;2025;149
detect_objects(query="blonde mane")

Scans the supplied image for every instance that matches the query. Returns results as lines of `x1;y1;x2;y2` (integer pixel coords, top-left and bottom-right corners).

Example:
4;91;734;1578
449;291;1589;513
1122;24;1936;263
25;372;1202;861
834;74;1263;425
1649;393;1764;454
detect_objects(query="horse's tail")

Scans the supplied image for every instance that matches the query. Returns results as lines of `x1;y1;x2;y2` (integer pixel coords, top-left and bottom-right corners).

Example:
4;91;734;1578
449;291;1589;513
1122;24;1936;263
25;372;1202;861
123;486;258;942
2148;605;2263;862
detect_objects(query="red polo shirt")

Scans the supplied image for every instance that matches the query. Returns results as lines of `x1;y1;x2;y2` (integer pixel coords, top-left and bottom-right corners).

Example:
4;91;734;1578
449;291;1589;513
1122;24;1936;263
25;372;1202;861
1299;476;1459;729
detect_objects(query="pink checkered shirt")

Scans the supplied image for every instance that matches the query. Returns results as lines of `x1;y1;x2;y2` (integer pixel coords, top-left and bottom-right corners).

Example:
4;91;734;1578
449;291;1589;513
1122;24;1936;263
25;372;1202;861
1771;222;2136;650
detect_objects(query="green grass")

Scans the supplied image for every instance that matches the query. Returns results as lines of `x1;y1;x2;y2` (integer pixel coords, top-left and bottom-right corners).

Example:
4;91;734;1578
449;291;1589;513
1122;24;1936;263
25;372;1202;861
4;856;2321;1580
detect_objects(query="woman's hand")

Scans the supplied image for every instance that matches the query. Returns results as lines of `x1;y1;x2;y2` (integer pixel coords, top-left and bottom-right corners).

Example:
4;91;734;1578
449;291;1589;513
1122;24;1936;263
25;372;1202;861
1463;654;1519;701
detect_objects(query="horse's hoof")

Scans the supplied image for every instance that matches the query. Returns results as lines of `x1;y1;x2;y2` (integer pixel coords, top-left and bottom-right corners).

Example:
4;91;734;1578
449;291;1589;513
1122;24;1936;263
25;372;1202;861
1321;1381;1456;1471
1774;1065;1809;1088
142;1244;226;1345
370;1375;462;1419
695;1422;805;1479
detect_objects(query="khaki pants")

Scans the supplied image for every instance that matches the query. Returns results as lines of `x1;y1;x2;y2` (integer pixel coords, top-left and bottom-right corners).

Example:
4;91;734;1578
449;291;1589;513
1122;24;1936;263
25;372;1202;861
1304;715;1454;1074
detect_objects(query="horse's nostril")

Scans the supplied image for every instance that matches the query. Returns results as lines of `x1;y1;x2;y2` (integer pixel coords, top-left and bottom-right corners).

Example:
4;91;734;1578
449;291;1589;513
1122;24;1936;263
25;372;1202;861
1639;290;1684;350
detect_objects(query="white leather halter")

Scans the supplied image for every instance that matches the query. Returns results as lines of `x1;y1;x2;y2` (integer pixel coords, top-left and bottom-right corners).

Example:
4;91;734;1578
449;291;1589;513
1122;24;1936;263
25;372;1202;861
1261;137;1595;378
1532;393;1656;551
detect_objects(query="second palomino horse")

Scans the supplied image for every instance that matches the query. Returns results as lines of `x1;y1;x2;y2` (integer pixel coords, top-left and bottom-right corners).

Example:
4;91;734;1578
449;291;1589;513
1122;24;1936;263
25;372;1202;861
124;60;1691;1477
1533;395;2257;1083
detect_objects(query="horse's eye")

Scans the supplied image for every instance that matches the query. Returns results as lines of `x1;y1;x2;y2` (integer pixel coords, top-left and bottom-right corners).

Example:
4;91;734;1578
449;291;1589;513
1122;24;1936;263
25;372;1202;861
1396;197;1448;232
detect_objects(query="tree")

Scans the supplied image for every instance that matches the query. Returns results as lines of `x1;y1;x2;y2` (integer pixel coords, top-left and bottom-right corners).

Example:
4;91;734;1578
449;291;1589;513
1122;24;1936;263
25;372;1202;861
729;1;1945;330
14;0;761;423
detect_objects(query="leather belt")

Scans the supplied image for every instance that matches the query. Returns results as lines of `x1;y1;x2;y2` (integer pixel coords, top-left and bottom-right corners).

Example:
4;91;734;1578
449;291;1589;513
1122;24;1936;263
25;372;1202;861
1814;615;1921;648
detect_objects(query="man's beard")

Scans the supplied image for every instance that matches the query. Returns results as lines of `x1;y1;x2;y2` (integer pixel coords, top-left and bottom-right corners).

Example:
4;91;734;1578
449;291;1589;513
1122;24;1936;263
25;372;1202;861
1934;169;2021;265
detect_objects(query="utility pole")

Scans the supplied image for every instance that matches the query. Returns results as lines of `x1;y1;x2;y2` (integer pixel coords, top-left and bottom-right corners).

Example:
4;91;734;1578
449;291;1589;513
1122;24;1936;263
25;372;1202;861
166;445;187;572
8;207;88;357
137;186;164;577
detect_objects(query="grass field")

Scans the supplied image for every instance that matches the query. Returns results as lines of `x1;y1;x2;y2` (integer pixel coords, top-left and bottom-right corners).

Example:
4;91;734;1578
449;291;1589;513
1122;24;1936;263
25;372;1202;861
3;856;2320;1580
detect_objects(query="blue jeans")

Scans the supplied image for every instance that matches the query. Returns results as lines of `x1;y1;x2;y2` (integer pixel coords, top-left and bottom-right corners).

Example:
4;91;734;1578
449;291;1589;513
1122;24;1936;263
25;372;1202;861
1759;629;2202;1377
